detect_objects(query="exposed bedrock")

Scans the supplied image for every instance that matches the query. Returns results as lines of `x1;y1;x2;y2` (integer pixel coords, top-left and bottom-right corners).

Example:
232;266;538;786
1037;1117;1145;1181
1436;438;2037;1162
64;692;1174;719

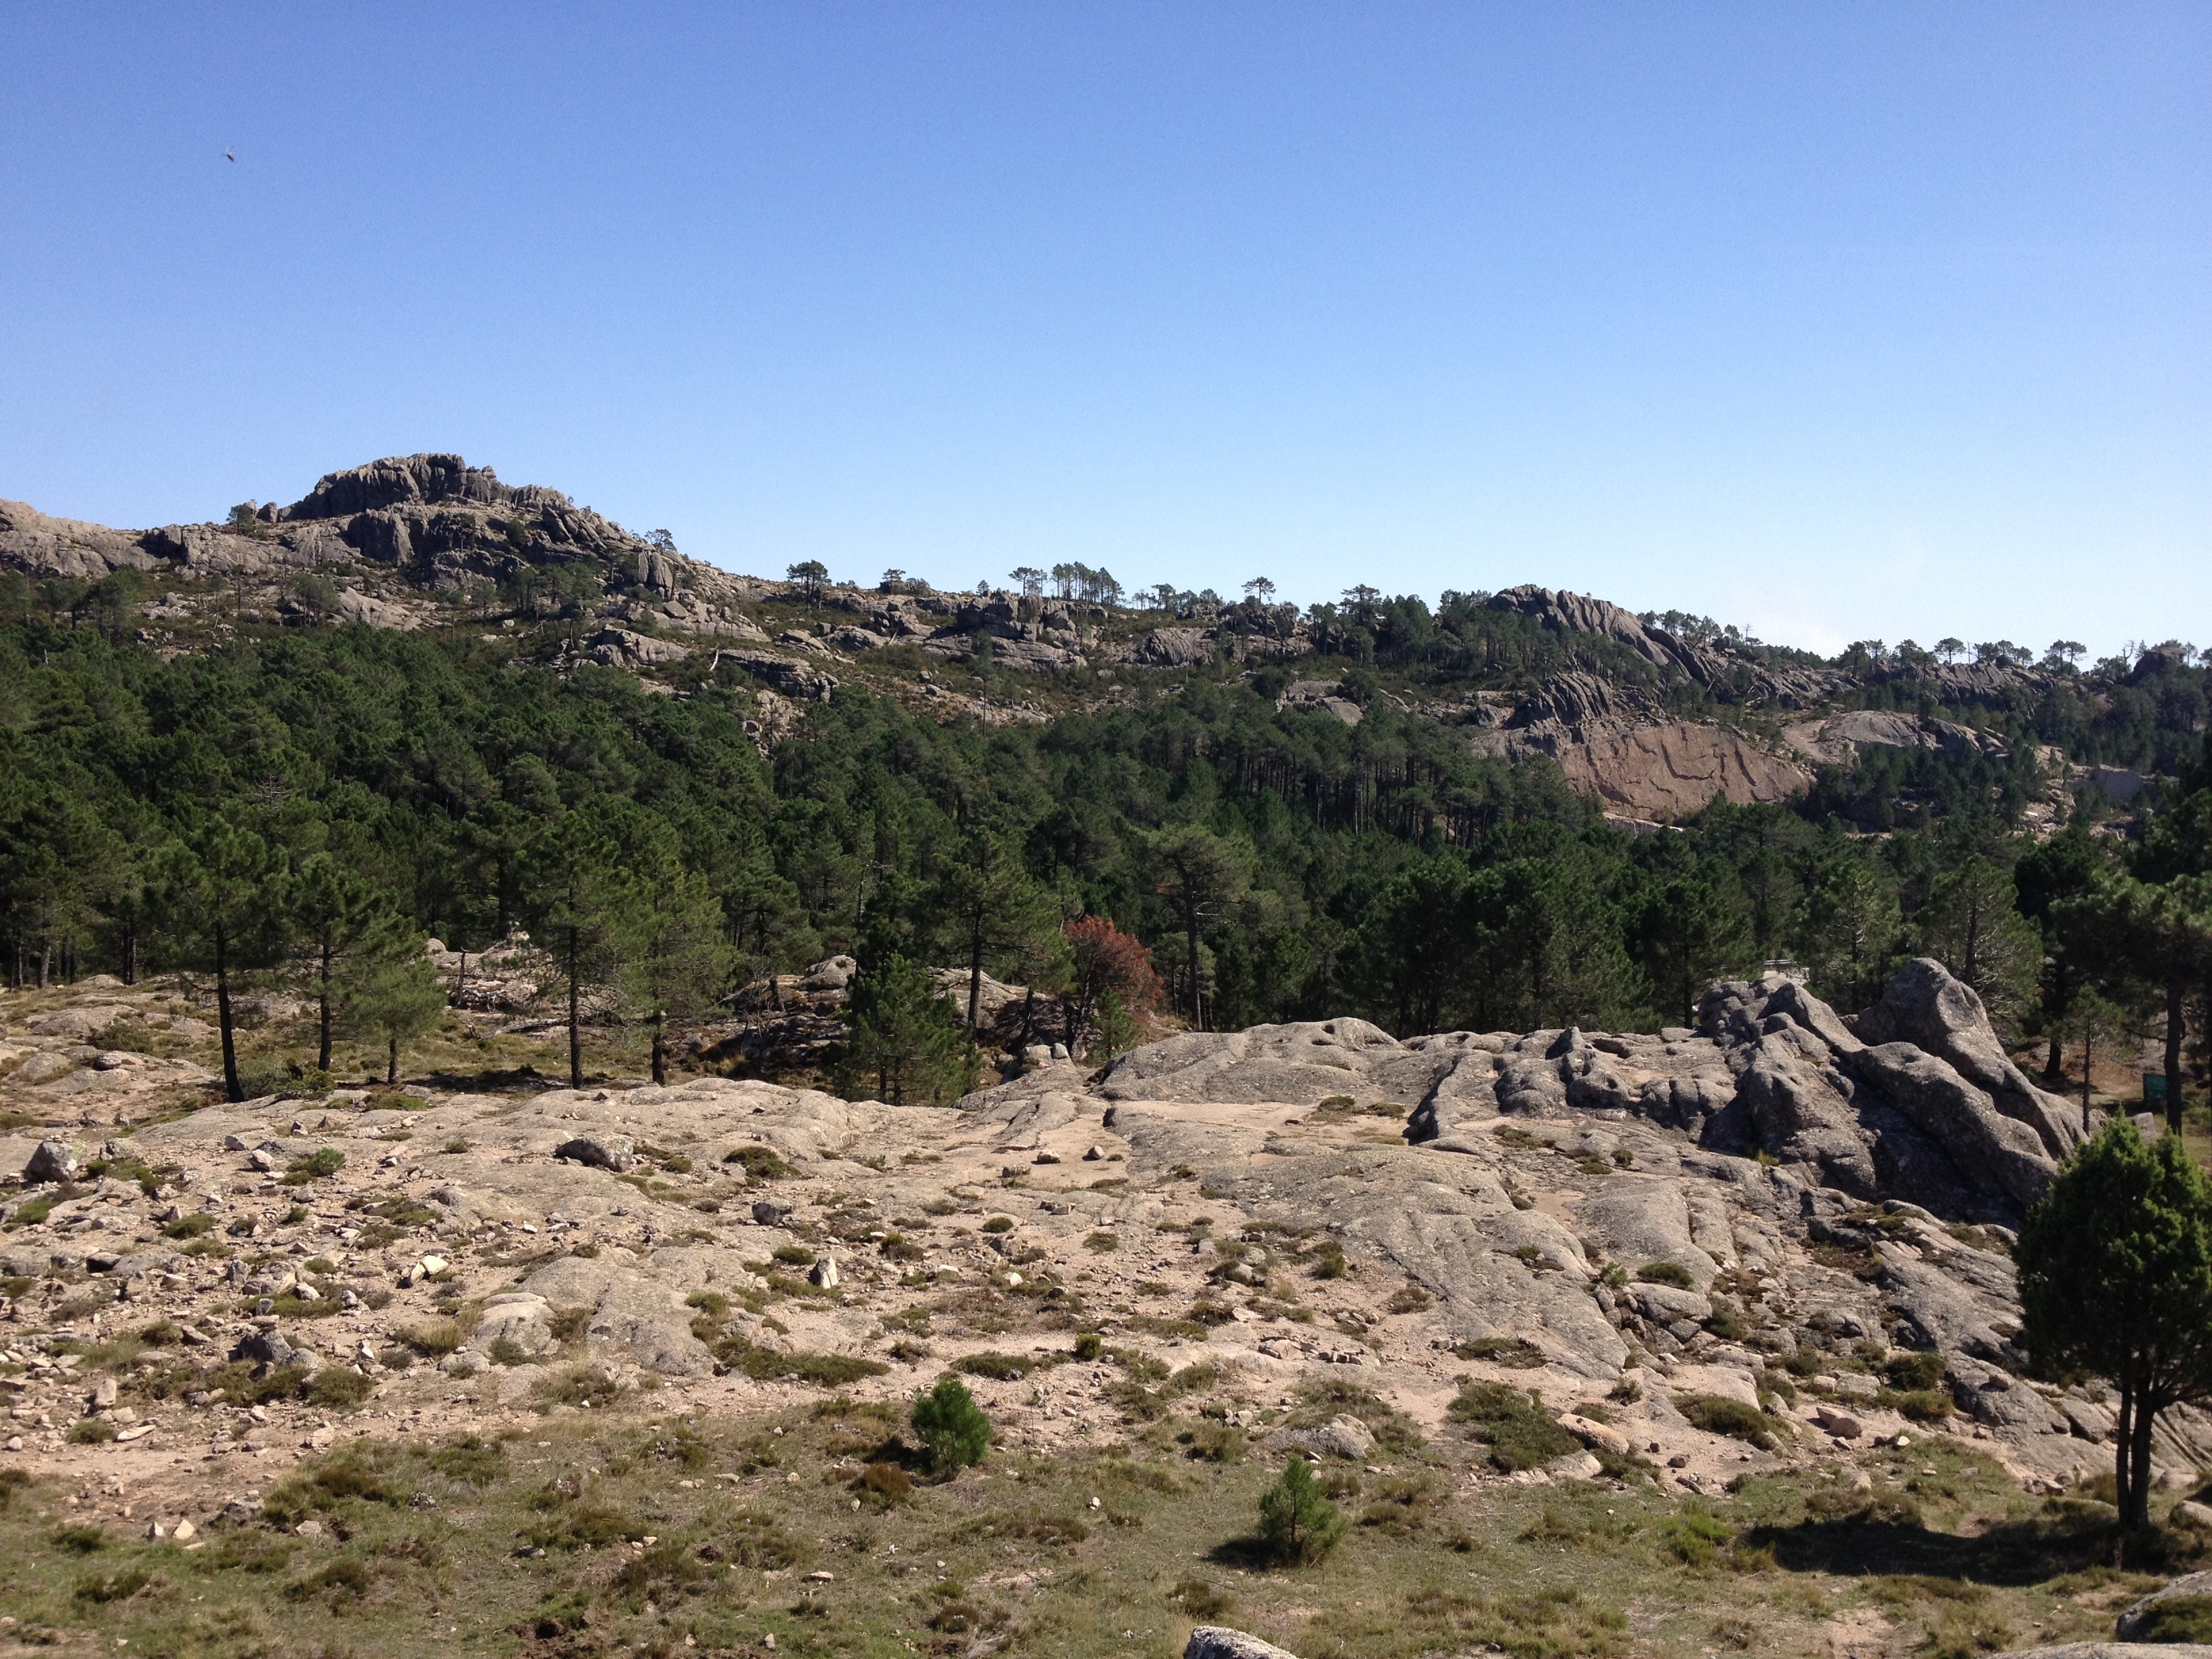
958;956;2180;1481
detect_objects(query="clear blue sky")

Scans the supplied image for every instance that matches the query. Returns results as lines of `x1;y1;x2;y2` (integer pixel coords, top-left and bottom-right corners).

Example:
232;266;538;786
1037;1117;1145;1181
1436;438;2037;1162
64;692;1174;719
3;4;2205;658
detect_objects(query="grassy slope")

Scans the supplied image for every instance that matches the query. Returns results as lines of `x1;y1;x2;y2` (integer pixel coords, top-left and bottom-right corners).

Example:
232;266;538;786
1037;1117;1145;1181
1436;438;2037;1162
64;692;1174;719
3;1384;2205;1659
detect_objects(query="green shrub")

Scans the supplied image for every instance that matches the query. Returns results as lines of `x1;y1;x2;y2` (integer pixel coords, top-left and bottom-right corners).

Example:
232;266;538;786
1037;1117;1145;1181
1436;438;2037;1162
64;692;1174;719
283;1148;346;1184
981;1216;1014;1234
1888;1389;1954;1423
67;1418;119;1444
856;1460;912;1505
402;1320;464;1357
1258;1457;1345;1565
912;1376;993;1476
1448;1382;1578;1472
1637;1261;1695;1289
1452;1336;1546;1368
954;1351;1033;1381
286;1557;376;1603
74;1568;150;1603
306;1368;374;1408
1674;1393;1775;1450
1658;1507;1734;1568
1171;1577;1235;1619
163;1213;216;1240
1883;1350;1945;1392
1073;1332;1103;1361
722;1145;793;1181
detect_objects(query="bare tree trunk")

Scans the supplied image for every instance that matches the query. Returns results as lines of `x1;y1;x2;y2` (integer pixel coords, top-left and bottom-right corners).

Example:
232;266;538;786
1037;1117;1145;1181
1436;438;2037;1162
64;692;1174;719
567;925;583;1090
215;923;243;1104
1183;899;1202;1031
386;1034;398;1086
2166;980;2186;1133
2121;1384;2156;1532
317;942;335;1071
651;1011;667;1086
968;924;985;1029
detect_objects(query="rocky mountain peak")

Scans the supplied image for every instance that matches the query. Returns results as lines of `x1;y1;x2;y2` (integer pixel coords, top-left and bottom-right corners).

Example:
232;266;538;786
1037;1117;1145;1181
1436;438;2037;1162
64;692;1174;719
281;453;561;522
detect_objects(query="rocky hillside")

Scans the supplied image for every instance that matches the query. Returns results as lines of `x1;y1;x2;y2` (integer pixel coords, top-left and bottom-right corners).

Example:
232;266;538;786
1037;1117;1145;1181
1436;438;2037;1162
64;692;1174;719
2;955;2192;1494
3;951;2209;1656
6;453;2199;830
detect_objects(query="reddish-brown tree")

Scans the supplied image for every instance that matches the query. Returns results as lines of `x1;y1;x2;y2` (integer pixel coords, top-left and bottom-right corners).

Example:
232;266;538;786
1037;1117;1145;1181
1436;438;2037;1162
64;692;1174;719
1063;915;1162;1054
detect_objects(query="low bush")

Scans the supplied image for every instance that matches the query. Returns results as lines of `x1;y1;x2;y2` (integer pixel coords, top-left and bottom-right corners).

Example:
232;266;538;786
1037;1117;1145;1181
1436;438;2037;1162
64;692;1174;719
1883;1350;1946;1392
855;1460;912;1505
1637;1261;1695;1289
284;1149;346;1183
1453;1336;1546;1368
1887;1388;1954;1423
1658;1507;1735;1568
722;1145;794;1181
1674;1393;1775;1450
1448;1381;1578;1472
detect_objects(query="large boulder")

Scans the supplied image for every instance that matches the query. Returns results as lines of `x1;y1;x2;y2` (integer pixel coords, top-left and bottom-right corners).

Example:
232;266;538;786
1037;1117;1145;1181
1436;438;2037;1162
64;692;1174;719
23;1140;79;1184
1185;1630;1303;1659
2114;1573;2212;1643
554;1134;637;1172
1851;958;2083;1158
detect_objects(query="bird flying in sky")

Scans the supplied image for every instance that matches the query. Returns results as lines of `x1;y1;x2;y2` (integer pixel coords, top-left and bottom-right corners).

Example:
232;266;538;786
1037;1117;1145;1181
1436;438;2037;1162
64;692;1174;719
224;148;235;162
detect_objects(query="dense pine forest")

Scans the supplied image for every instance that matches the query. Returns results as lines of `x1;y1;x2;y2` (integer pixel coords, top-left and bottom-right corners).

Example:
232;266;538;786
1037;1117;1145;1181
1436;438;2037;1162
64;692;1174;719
1;586;2207;1108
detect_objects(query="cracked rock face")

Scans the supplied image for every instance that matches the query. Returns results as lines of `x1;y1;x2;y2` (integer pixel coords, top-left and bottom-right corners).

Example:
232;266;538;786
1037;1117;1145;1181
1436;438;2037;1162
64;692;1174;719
963;956;2198;1484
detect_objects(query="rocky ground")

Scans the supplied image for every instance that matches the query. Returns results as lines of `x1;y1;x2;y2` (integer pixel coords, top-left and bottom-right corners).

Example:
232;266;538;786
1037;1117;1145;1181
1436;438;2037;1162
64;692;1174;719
3;960;2210;1657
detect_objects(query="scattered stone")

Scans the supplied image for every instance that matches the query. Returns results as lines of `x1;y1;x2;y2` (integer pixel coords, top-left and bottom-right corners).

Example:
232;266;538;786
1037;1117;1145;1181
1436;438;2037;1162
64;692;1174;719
808;1256;840;1290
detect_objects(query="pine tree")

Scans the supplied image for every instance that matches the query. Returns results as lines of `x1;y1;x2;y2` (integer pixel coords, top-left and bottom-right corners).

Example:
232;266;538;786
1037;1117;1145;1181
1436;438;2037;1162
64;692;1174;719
841;954;971;1105
291;856;389;1072
2018;1118;2212;1530
1257;1457;1345;1565
520;808;629;1090
622;865;732;1085
909;1377;993;1476
339;935;447;1084
1919;855;2039;1029
156;818;289;1103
